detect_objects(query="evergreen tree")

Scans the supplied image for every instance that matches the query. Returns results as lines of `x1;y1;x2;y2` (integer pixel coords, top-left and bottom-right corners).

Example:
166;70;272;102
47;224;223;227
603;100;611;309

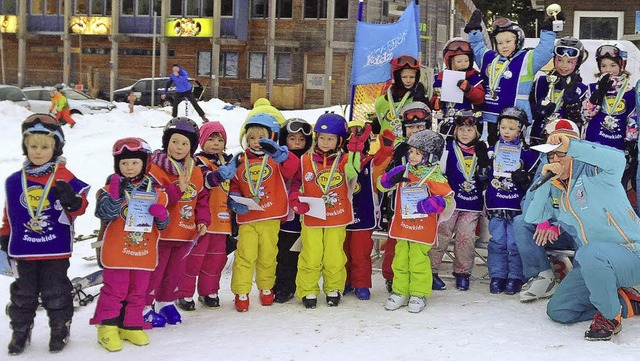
474;0;543;37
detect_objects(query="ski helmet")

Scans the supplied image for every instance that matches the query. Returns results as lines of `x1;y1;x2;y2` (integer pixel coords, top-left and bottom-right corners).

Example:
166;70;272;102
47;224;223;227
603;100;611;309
244;113;280;141
391;55;421;92
112;137;153;177
595;41;627;71
199;120;227;150
162;116;200;155
490;18;525;57
443;38;474;71
554;37;587;69
21;113;65;157
401;101;432;137
54;83;64;91
497;107;529;127
279;118;312;157
314;112;348;149
406;129;445;166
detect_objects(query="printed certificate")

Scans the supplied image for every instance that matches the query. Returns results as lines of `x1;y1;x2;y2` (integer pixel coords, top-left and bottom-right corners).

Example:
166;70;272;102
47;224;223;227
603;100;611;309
124;190;158;233
400;185;429;219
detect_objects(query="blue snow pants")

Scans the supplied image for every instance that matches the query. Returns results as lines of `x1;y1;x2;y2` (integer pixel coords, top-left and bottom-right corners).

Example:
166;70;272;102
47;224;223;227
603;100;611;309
487;217;524;280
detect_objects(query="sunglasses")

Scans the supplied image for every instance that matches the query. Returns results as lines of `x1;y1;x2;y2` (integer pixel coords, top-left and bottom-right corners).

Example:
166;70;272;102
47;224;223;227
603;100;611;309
286;119;312;136
392;55;419;69
546;150;567;161
403;108;430;122
113;137;152;156
445;40;471;53
555;46;580;58
22;114;61;133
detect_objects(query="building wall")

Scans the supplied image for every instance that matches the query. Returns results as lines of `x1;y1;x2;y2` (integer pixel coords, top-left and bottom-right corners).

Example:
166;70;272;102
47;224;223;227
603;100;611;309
552;0;639;39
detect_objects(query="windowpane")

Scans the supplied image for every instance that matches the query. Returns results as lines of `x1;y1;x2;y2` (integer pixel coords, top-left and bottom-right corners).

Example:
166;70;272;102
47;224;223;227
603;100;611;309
278;0;291;18
202;0;212;17
275;53;290;80
91;0;103;15
335;0;347;19
122;0;133;15
186;0;198;16
304;0;321;19
46;0;57;15
169;0;181;16
3;0;17;13
221;52;238;78
198;51;211;76
31;0;44;14
137;0;149;15
221;0;232;16
579;17;618;40
251;0;266;18
249;53;265;79
75;0;87;14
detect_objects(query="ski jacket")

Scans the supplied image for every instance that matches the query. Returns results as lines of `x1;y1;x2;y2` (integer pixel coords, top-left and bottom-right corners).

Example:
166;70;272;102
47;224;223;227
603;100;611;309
164;66;193;94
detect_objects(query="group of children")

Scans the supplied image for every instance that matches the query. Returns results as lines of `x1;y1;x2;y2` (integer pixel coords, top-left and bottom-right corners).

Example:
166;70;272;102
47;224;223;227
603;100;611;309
2;8;639;355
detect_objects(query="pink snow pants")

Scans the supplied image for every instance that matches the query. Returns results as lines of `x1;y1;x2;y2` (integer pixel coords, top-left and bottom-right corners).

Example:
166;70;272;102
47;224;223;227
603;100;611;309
178;233;227;298
146;240;191;305
90;268;151;329
429;210;481;275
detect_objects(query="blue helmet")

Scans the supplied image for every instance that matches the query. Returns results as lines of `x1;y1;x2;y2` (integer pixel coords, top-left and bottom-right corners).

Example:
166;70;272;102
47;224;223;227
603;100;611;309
314;113;348;140
244;113;280;140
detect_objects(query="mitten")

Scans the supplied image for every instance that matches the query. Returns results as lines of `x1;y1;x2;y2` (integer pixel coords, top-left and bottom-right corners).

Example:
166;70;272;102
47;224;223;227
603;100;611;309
540;17;554;32
475;141;490;169
511;168;532;187
417;196;446;215
289;191;310;215
108;173;124;199
212;153;241;183
380;129;396;148
380;165;409;189
0;235;8;252
374;129;396;166
258;138;289;163
560;73;582;104
589;73;613;106
391;142;410;167
347;123;372;153
457;79;472;94
148;204;169;221
464;10;483;34
228;192;249;215
52;180;82;212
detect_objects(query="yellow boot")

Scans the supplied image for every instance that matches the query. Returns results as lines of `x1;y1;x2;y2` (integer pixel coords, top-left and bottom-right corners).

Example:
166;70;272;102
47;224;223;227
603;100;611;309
97;325;122;352
119;328;149;346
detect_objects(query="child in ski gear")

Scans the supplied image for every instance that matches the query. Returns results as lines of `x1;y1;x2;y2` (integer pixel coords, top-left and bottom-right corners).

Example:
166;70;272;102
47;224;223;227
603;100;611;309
429;110;489;291
161;64;208;123
1;114;89;355
292;113;363;308
378;129;454;313
91;137;169;352
485;107;538;295
49;84;76;128
229;113;299;312
144;117;210;326
374;55;428;142
273;118;313;303
529;37;589;145
431;38;485;140
176;121;234;311
515;119;580;303
465;9;559;146
524;128;640;341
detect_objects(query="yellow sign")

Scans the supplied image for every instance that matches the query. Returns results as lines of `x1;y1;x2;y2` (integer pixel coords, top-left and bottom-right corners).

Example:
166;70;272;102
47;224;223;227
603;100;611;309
165;18;213;37
0;15;18;33
69;16;111;35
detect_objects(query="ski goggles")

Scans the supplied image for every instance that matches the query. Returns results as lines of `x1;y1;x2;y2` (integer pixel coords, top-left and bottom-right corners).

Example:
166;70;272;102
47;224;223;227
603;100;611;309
402;108;430;122
392;55;419;69
22;113;60;133
554;46;580;58
453;111;481;126
112;137;152;156
491;18;514;32
285;118;312;135
445;40;471;53
596;45;624;59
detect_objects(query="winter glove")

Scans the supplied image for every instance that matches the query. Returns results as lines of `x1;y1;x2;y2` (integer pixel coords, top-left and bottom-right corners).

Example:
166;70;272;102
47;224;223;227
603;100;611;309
52;180;83;212
209;153;241;184
107;173;127;199
289;191;310;215
347;123;372;153
417;196;446;215
0;235;8;253
457;79;472;94
511;168;532;187
464;10;483;34
228;192;249;215
540;12;565;32
536;220;560;237
390;142;410;169
374;129;396;167
475;141;490;169
148;204;169;221
589;73;613;106
259;138;289;163
560;73;582;103
380;165;409;189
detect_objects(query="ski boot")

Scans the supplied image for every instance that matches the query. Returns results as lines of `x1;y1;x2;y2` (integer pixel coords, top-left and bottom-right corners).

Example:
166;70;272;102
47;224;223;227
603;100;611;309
97;325;122;352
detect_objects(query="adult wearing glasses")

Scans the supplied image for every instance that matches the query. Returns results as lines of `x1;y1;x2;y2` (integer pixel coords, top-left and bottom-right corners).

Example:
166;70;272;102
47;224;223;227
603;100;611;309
529;37;589;146
523;118;640;341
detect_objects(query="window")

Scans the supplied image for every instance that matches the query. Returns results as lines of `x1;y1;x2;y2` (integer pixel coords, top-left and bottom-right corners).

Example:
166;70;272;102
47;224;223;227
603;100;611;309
304;0;348;19
46;0;57;15
251;0;292;19
574;11;624;40
91;0;103;14
122;0;133;15
75;0;87;14
169;0;181;16
137;0;149;16
31;0;44;14
186;0;198;16
221;52;238;78
221;0;232;16
249;52;290;80
197;51;211;76
2;0;17;13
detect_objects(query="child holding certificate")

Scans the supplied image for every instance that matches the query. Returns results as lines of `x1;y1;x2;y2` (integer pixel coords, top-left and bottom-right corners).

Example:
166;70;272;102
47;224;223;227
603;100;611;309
144;117;210;327
228;113;299;312
485;107;538;295
91;137;169;352
378;130;454;313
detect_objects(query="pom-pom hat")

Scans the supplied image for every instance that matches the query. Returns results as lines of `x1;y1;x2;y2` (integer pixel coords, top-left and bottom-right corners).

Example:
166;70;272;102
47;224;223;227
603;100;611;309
531;118;580;154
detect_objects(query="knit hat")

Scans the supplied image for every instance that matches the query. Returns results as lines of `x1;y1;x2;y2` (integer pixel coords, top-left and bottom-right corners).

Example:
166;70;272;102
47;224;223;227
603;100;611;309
199;120;227;150
545;118;580;139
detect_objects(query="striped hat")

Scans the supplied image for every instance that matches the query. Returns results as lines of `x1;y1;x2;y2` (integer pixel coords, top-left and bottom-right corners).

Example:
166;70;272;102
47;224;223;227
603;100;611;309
545;119;580;139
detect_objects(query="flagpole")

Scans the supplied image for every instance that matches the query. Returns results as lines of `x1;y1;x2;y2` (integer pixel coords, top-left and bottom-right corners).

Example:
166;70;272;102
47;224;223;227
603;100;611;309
347;0;364;122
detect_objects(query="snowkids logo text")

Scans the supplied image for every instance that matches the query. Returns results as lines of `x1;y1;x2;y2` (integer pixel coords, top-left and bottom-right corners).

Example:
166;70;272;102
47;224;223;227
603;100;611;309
365;31;408;67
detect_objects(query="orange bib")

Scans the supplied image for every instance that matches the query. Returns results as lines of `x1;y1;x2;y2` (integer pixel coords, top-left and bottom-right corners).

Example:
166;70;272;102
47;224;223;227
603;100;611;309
300;153;353;228
198;156;232;234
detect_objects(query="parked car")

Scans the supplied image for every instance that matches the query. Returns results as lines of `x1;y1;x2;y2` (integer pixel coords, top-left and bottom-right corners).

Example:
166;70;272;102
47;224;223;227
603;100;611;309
0;84;31;110
113;77;204;107
22;86;116;115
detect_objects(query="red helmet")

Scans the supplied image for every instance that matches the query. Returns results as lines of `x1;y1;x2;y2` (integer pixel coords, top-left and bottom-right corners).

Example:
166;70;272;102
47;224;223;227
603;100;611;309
443;38;474;71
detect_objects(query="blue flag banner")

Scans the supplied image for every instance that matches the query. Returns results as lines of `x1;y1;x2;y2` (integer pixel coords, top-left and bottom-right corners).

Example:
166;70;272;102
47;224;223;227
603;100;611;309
350;1;421;86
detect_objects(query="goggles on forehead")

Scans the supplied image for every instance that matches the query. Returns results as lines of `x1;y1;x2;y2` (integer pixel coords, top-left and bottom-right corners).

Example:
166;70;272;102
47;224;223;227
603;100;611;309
453;110;481;126
23;122;65;143
22;114;60;132
392;55;419;69
286;119;312;136
113;137;152;156
403;108;430;122
445;40;471;53
492;18;513;32
555;46;580;58
596;45;622;59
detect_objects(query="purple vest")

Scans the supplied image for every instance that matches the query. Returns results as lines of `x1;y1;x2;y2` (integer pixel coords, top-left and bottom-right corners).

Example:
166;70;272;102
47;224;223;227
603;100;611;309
480;52;526;119
347;158;377;230
444;141;483;212
6;170;88;258
530;75;588;140
485;141;538;211
584;84;636;150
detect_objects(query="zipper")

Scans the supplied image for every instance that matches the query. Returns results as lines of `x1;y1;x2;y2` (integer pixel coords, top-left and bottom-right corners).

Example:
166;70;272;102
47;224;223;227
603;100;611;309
604;209;635;250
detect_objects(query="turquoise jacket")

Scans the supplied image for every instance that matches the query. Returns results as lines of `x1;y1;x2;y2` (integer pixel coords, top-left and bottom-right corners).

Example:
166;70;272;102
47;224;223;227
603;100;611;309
523;140;640;255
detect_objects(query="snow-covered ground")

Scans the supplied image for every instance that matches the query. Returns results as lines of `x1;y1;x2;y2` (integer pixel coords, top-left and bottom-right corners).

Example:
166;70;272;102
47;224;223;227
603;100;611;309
0;99;639;360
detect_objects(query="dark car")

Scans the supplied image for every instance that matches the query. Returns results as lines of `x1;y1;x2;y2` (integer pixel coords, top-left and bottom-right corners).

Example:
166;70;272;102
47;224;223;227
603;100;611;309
113;77;204;107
